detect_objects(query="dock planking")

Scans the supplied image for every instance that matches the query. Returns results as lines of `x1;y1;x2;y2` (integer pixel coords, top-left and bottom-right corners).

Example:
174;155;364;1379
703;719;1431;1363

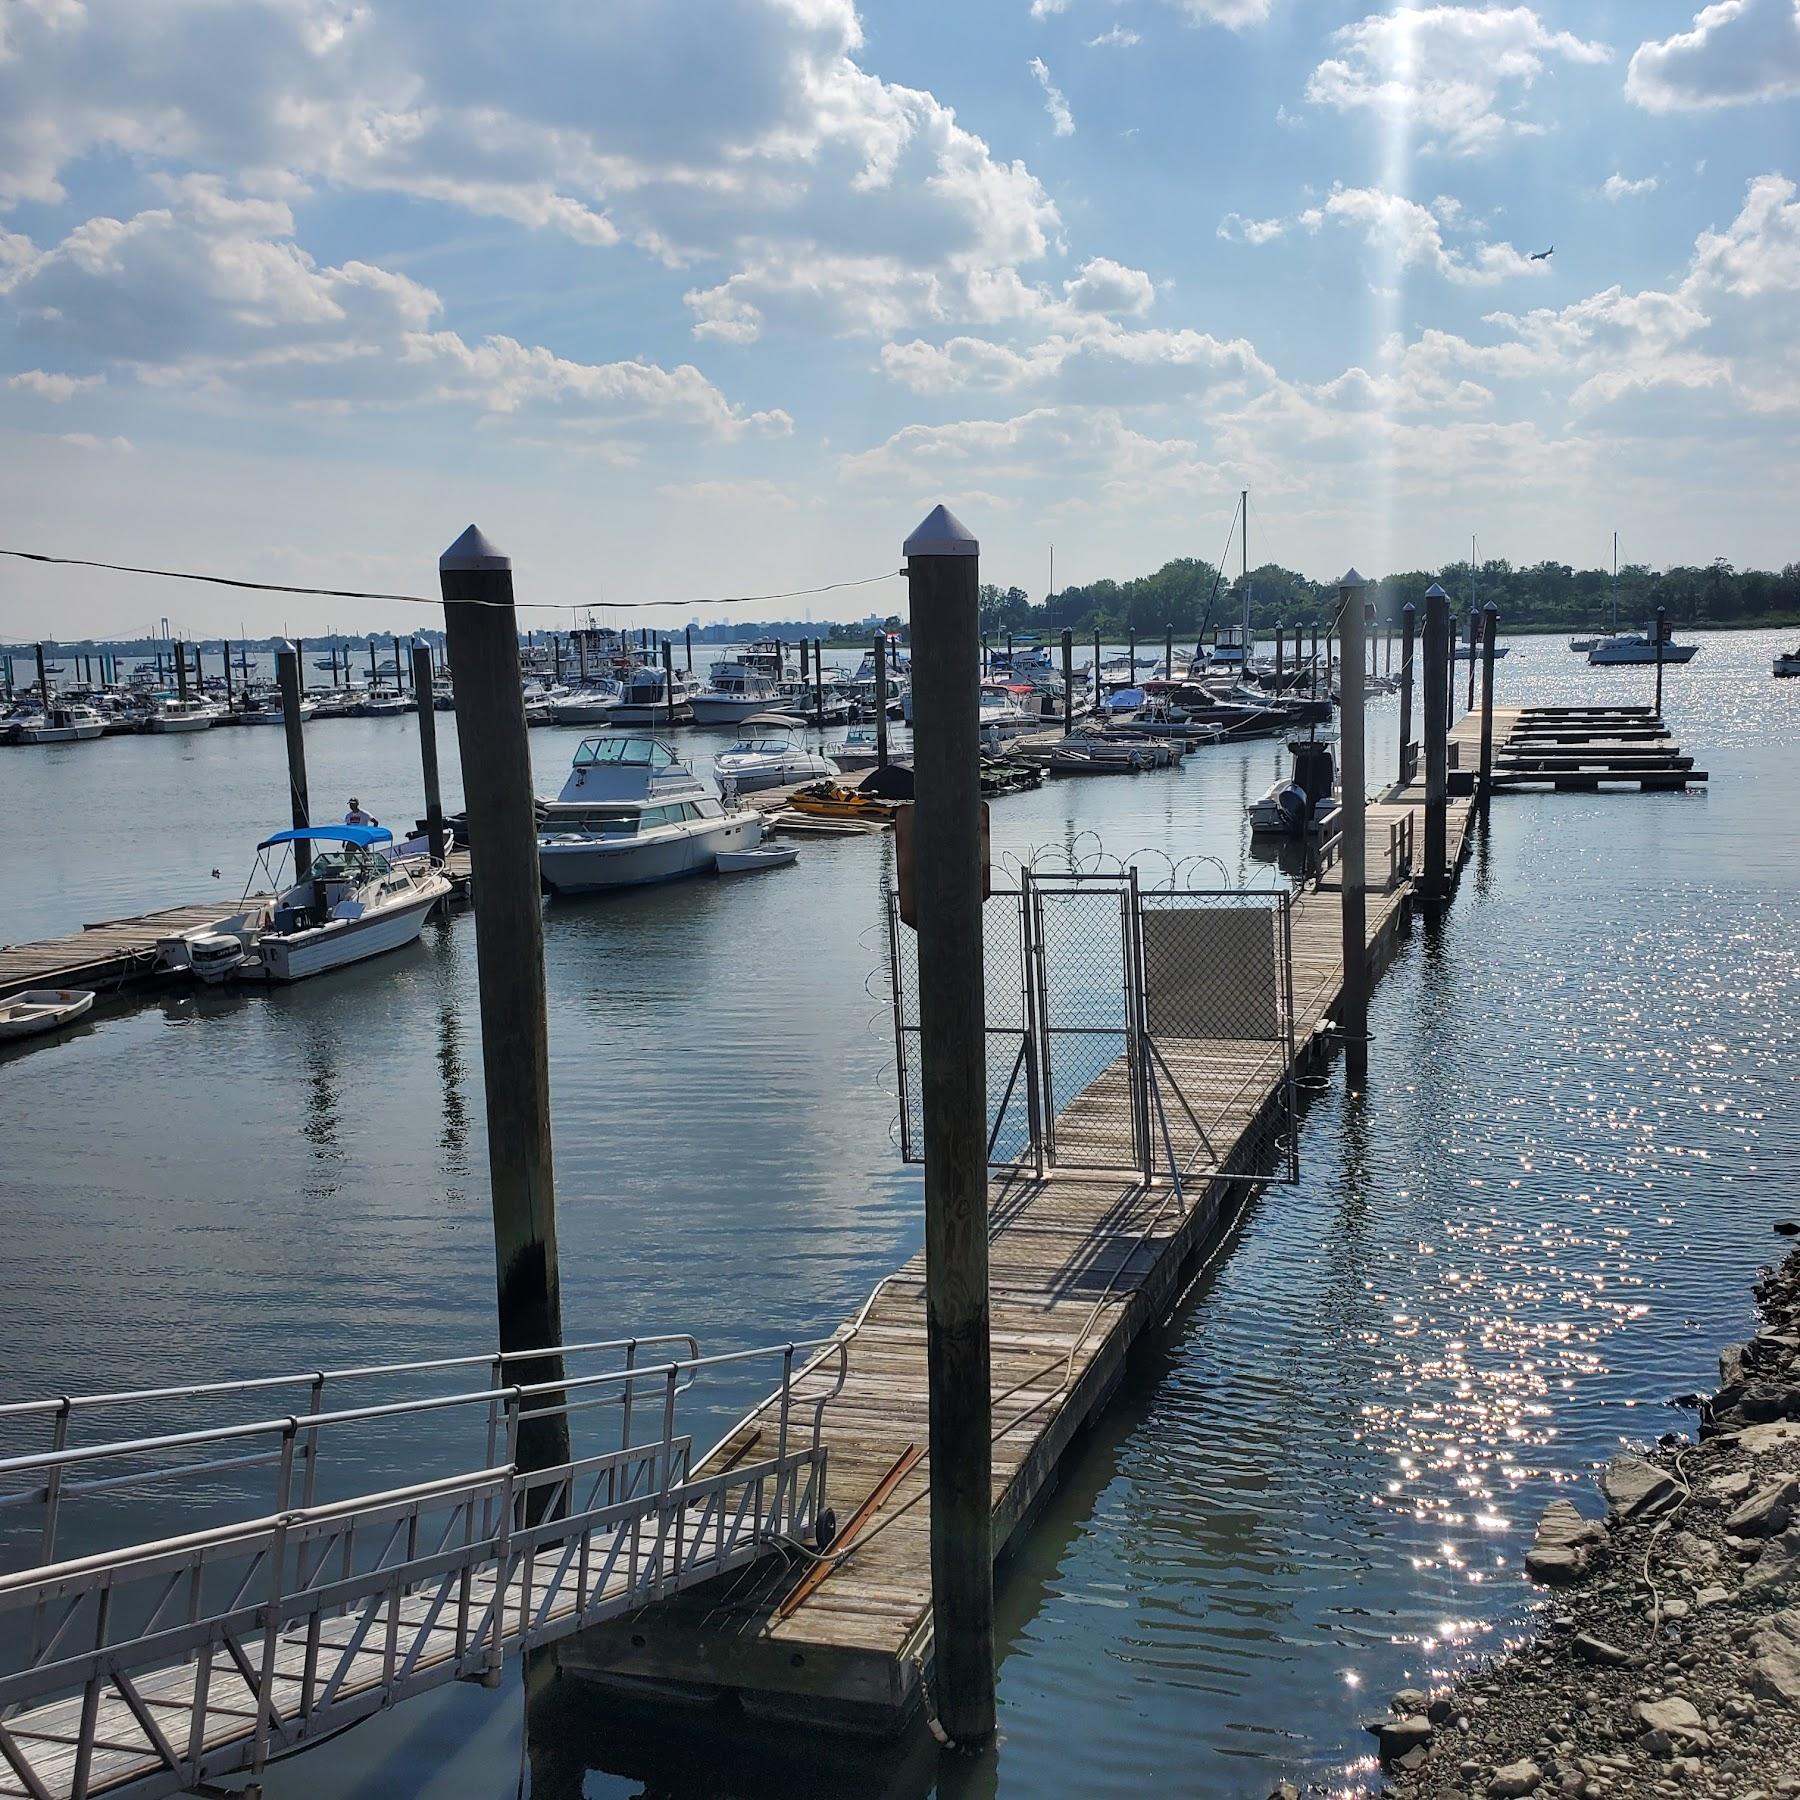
556;720;1492;1733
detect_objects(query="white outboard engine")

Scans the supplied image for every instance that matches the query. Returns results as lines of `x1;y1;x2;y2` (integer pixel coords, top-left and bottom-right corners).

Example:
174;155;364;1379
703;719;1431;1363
185;932;249;984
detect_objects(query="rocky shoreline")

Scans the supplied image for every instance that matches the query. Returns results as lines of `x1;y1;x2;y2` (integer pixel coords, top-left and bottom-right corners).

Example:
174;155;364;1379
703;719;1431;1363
1324;1236;1800;1800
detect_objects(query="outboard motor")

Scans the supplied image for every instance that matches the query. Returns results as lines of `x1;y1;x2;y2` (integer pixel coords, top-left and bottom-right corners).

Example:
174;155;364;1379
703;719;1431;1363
1274;783;1309;832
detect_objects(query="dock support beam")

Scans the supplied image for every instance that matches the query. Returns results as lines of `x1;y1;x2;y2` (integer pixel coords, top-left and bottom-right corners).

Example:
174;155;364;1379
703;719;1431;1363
412;641;447;866
174;641;188;705
1398;603;1415;784
1337;571;1369;1088
1422;585;1449;900
1655;606;1667;718
275;644;311;882
440;526;570;1483
1477;602;1498;814
1061;629;1073;735
873;633;890;769
903;503;996;1748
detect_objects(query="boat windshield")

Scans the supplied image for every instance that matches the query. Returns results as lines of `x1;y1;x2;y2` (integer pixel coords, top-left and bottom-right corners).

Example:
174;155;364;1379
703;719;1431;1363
572;736;679;769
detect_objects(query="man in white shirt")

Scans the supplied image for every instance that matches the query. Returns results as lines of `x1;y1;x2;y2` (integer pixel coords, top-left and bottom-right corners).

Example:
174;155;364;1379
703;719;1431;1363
345;798;379;827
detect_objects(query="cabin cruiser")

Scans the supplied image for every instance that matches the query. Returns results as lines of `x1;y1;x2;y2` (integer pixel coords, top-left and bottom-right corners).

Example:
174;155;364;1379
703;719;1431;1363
713;715;840;793
158;825;450;983
1589;629;1698;666
536;734;762;893
610;663;697;725
545;679;624;726
15;704;106;743
354;689;413;717
143;697;216;733
236;691;318;725
690;653;786;725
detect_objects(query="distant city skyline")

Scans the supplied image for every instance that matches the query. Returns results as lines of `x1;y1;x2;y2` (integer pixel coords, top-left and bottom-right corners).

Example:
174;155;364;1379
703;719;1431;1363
2;1;1796;635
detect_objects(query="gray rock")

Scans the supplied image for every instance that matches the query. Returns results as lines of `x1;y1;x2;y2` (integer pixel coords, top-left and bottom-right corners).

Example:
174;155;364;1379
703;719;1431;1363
1489;1759;1545;1797
1724;1476;1799;1537
1574;1632;1631;1666
1633;1697;1711;1752
1370;1713;1432;1759
1529;1499;1610;1583
1743;1530;1800;1593
1391;1686;1428;1714
1747;1606;1800;1706
1695;1585;1731;1608
1603;1457;1681;1522
1739;1419;1800;1456
1709;1470;1754;1503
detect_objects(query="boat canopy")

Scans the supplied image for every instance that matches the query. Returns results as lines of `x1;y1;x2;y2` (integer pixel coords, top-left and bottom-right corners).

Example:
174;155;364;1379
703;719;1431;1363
739;712;807;730
257;824;393;849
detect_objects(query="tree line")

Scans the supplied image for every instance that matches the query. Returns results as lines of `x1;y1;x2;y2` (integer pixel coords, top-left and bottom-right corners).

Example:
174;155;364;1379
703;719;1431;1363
978;556;1800;640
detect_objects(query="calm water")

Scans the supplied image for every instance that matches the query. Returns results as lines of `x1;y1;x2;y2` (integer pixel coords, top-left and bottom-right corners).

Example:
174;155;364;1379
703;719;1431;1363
2;631;1797;1797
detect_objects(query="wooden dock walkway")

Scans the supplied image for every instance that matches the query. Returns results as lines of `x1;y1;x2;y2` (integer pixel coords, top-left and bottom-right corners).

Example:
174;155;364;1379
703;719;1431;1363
557;721;1493;1731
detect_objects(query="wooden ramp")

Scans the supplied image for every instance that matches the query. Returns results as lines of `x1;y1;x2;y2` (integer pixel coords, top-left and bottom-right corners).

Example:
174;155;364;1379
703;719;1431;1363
559;748;1486;1731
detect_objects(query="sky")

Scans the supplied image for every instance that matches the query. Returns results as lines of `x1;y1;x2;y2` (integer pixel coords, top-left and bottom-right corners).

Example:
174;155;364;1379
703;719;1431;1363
1;0;1797;637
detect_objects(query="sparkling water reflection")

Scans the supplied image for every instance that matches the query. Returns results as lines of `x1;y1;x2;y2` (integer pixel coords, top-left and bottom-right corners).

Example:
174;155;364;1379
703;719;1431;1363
1;632;1796;1796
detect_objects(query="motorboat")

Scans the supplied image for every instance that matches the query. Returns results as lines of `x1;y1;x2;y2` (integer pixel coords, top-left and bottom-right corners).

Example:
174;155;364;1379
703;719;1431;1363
1451;642;1511;661
143;697;216;733
690;647;788;725
15;705;106;743
1248;740;1340;837
610;663;697;725
158;825;450;983
824;726;900;771
536;734;762;893
713;715;840;793
236;692;318;725
1589;630;1698;666
354;689;414;717
1045;735;1152;775
1776;651;1800;679
545;680;624;726
0;988;95;1043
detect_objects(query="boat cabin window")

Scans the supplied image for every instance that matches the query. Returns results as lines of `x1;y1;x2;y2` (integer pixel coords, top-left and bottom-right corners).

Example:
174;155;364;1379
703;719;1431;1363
572;737;678;769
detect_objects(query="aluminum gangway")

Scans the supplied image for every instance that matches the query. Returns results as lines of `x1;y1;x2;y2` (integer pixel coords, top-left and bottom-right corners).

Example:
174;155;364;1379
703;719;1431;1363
0;1337;846;1800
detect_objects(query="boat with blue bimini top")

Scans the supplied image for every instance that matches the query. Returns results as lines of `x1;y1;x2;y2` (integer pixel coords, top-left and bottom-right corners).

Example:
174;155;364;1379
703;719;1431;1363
157;825;451;983
536;734;762;894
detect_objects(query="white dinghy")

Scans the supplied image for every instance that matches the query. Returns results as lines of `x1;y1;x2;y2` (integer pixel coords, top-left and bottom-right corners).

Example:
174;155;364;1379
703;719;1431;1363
0;989;96;1042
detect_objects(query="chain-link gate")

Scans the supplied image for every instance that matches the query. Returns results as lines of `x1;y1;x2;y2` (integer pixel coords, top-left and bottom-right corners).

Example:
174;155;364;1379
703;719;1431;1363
888;870;1298;1186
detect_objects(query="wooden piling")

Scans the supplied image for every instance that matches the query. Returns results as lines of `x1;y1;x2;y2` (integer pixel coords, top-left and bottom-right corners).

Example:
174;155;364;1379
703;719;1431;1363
684;627;693;674
1398;603;1416;783
1422;585;1450;899
1478;602;1499;812
1655;607;1667;718
813;637;825;728
439;525;570;1482
35;643;49;712
174;641;188;704
662;640;676;731
873;633;890;768
1337;572;1369;1087
1061;629;1074;735
1311;623;1319;697
275;645;311;882
1164;624;1174;682
902;503;995;1747
1092;627;1102;705
368;639;379;688
224;641;234;711
1275;623;1284;686
412;641;447;865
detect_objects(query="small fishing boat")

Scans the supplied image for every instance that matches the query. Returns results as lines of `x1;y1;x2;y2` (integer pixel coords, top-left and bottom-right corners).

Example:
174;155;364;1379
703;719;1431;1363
143;697;216;733
713;715;839;793
353;690;413;717
536;734;762;893
1046;739;1150;775
1451;643;1511;662
0;988;95;1042
1248;741;1339;837
16;705;106;743
716;845;799;875
158;825;450;983
1774;651;1800;679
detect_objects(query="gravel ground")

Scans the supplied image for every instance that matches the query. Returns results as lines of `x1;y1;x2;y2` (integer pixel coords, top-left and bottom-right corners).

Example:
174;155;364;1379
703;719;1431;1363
1283;1237;1800;1800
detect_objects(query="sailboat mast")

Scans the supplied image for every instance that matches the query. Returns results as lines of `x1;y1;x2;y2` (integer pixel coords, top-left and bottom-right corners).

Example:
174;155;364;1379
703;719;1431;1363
1240;488;1250;646
1612;531;1619;633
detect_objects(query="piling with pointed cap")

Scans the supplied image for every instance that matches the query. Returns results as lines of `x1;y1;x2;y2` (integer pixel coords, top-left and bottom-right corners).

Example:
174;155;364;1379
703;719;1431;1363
901;501;996;1747
1164;624;1175;683
174;641;189;705
275;643;310;882
411;640;447;865
662;640;676;730
1337;570;1370;1087
1422;584;1450;899
438;525;569;1482
1061;630;1074;735
1398;602;1417;784
1478;601;1499;812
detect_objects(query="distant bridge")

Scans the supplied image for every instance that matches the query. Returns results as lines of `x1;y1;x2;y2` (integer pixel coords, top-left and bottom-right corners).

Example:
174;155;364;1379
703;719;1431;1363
0;1338;844;1799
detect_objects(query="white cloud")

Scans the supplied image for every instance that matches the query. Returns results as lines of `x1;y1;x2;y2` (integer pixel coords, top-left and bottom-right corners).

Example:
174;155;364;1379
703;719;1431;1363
1218;213;1289;245
7;368;104;400
1062;256;1154;314
1086;26;1141;48
1627;0;1800;112
1165;0;1275;24
59;432;133;452
1602;173;1660;201
1030;0;1072;16
1307;6;1613;155
1029;57;1075;135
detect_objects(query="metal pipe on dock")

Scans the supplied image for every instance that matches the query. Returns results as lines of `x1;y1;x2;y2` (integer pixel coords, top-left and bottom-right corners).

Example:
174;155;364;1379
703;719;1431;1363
412;641;447;866
439;525;570;1486
1422;585;1450;899
275;645;311;882
1337;571;1369;1087
903;503;995;1746
1467;611;1478;712
1478;602;1499;813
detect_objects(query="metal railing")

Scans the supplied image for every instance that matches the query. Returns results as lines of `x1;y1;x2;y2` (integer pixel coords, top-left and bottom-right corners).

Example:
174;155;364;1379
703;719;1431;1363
0;1337;847;1800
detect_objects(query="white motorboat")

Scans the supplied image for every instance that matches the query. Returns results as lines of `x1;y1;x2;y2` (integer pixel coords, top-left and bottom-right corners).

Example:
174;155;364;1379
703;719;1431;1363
354;690;413;717
1248;741;1339;836
536;734;762;893
1775;651;1800;679
546;681;623;726
1589;630;1698;666
236;693;318;725
158;825;450;983
713;715;840;793
143;698;216;733
0;988;95;1042
16;705;106;743
690;647;788;725
1451;642;1511;661
610;663;696;725
824;726;902;771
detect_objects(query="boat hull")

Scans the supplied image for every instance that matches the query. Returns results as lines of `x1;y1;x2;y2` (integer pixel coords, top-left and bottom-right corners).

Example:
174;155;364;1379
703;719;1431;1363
690;694;781;725
610;701;693;726
1588;644;1699;665
538;814;760;893
0;988;96;1041
17;724;104;743
145;715;213;733
254;885;446;981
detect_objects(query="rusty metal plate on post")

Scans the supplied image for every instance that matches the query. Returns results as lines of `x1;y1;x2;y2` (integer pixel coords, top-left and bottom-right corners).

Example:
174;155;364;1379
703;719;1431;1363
895;802;991;928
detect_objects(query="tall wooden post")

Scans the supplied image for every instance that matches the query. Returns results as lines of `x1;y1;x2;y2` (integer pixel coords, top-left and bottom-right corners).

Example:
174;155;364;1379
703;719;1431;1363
1398;603;1416;784
684;626;693;674
1311;623;1320;697
813;637;825;728
1164;624;1174;683
1337;572;1369;1088
1422;585;1449;899
388;634;402;694
903;504;995;1746
662;640;676;730
368;639;378;688
1446;620;1458;730
1005;631;1013;666
1061;629;1074;734
224;640;234;711
1275;624;1285;687
35;643;49;711
412;642;447;866
1092;627;1102;706
439;526;569;1481
873;633;890;769
275;645;311;882
1478;602;1499;813
1466;611;1478;712
174;640;189;704
980;634;989;676
1654;607;1667;717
